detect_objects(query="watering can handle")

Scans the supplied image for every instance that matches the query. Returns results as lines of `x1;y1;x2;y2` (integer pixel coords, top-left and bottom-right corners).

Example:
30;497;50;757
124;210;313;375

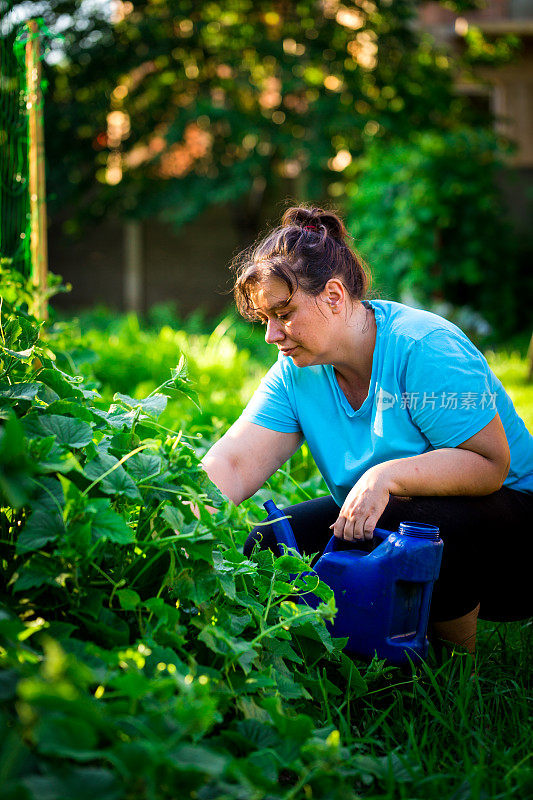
263;500;300;555
322;527;389;554
323;535;340;554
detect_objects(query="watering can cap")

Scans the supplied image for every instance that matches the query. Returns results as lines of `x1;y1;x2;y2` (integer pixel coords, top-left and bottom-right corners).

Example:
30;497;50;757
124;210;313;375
398;521;440;540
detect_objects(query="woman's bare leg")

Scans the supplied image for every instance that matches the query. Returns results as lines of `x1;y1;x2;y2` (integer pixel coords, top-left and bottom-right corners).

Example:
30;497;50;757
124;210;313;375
432;603;480;654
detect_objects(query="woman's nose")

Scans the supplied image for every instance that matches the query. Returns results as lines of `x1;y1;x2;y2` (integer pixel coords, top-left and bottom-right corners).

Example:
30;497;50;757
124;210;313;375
265;318;285;344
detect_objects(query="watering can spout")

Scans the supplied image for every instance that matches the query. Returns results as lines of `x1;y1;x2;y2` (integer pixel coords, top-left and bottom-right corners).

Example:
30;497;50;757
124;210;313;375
263;500;300;554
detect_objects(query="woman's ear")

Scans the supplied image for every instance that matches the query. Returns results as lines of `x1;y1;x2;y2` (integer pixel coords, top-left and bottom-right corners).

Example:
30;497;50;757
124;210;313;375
324;278;345;313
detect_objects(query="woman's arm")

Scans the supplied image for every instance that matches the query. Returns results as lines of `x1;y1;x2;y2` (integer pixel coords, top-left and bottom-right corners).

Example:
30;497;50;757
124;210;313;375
202;418;303;505
333;414;511;541
373;413;510;497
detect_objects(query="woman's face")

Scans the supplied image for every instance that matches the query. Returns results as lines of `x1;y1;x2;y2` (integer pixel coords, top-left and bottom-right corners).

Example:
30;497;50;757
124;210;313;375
251;276;339;367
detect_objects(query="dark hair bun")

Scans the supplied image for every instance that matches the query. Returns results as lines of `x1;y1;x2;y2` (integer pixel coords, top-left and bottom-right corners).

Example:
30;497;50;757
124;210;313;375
232;203;370;319
281;206;347;243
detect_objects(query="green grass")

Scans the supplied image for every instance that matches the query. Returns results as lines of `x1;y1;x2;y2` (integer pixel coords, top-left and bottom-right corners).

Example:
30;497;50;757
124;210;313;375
487;349;533;431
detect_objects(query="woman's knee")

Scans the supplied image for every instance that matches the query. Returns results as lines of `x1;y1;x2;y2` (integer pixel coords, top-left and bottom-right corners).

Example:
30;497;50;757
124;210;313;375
377;495;416;530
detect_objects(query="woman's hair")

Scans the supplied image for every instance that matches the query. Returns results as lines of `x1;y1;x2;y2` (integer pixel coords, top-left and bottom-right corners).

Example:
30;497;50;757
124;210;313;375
232;205;370;319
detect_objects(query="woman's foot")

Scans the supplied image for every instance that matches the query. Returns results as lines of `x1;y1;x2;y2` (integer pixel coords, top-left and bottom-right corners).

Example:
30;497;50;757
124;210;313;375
431;603;480;654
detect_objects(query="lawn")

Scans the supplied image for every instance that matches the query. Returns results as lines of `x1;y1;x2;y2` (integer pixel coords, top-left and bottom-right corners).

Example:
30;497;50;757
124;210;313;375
487;349;533;431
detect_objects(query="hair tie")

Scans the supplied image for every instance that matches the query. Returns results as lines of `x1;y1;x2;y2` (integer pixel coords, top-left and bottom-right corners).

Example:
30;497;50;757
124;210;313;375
303;224;318;231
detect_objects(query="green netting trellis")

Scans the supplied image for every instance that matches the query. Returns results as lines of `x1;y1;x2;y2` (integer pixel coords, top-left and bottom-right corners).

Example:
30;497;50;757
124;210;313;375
0;1;54;294
0;1;32;278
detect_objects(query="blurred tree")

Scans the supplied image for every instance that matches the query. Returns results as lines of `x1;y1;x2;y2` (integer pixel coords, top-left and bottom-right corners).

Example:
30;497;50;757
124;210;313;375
2;0;494;235
346;128;533;339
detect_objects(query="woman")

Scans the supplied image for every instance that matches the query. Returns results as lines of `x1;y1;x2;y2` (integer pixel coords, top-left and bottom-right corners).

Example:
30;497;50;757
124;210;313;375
202;206;533;654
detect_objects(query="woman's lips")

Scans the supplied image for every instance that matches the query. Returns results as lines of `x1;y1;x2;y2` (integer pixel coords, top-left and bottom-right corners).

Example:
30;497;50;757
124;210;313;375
280;346;297;356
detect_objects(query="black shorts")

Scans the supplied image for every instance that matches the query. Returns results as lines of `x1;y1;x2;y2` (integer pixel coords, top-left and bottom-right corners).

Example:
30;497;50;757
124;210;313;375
244;487;533;623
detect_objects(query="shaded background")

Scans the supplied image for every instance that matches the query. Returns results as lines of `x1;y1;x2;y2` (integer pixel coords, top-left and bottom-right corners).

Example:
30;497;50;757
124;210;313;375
1;0;532;341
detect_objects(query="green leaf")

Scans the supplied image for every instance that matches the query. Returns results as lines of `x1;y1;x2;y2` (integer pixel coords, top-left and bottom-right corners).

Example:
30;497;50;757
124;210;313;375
261;697;314;743
17;314;40;349
38;368;84;400
113;392;168;418
29;476;65;513
28;434;56;462
61;476;86;521
82;388;101;401
0;414;26;460
0;345;34;360
352;752;416;784
273;554;309;574
223;611;252;637
45;400;95;423
16;509;64;554
23;768;120;800
337;653;368;697
0;383;41;402
36;383;61;405
235;719;279;750
84;453;141;499
68;520;92;554
36;441;82;474
92;406;137;430
198;626;257;673
125;452;162;483
81;605;130;647
247;749;279;785
165;357;201;409
2;318;21;349
117;588;140;610
24;414;93;448
160;505;198;536
270;662;310;700
171;354;187;382
263;637;303;665
12;555;62;592
168;745;227;777
36;714;98;757
87;498;135;544
0;415;33;507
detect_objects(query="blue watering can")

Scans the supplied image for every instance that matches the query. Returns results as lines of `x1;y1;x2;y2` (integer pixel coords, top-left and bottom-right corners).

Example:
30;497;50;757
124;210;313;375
263;499;444;665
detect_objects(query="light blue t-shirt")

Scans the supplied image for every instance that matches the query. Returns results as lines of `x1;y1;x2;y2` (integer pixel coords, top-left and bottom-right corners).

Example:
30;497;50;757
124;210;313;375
241;299;533;505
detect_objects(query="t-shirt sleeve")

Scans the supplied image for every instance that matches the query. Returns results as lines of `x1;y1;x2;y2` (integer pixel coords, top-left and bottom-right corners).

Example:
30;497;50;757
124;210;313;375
240;360;301;434
405;329;497;449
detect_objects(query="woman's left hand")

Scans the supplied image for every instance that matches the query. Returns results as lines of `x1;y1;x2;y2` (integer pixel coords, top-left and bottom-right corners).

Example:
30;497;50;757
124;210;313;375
331;466;391;541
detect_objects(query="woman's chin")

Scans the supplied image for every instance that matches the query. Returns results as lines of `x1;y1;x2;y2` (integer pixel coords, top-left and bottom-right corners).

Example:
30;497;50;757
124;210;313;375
282;346;318;367
289;349;311;366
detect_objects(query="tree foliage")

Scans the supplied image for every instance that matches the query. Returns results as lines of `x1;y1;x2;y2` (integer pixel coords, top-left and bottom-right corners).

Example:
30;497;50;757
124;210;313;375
4;0;493;232
346;128;533;338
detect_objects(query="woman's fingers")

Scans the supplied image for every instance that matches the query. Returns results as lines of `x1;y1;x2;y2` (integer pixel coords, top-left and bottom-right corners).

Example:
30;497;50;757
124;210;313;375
331;517;346;539
331;474;389;542
331;512;377;541
362;516;377;540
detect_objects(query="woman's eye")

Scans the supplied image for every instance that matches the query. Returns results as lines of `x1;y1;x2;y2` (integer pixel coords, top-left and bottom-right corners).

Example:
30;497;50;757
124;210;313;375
277;313;291;322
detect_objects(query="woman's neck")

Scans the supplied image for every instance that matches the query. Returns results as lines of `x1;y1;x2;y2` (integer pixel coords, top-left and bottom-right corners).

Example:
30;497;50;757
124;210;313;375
331;302;377;388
